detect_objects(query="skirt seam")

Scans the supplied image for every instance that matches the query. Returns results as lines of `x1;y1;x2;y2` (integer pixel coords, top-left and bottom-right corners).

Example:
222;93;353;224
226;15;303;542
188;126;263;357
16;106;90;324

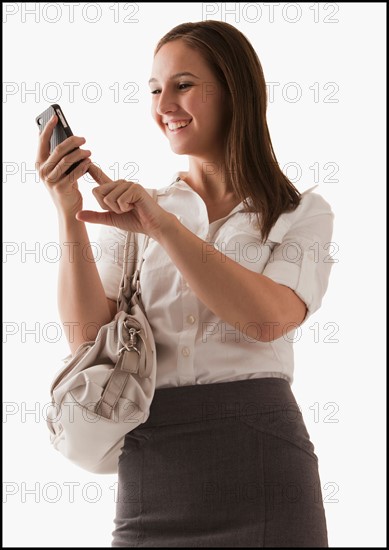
236;418;318;462
138;417;318;462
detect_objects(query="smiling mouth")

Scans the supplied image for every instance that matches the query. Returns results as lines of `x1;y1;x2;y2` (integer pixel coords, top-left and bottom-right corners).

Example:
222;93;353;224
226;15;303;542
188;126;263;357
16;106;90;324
165;119;193;133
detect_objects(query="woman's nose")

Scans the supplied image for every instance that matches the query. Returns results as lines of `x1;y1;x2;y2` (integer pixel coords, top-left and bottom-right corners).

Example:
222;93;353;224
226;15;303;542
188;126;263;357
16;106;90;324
156;90;179;116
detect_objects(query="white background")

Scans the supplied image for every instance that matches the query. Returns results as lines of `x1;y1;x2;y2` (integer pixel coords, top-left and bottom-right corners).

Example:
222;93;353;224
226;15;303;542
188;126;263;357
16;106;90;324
3;2;386;547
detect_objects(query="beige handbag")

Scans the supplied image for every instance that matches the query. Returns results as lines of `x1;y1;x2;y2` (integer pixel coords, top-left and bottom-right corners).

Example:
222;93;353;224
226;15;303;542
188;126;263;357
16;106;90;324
46;188;157;475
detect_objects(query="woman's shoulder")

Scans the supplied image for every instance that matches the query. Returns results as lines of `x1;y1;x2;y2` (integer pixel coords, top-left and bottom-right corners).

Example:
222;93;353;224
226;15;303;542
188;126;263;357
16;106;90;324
267;186;334;243
299;185;334;214
283;186;334;228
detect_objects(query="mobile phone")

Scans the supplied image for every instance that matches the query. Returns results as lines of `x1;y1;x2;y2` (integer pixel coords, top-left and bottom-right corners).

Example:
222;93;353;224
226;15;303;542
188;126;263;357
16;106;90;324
35;104;83;175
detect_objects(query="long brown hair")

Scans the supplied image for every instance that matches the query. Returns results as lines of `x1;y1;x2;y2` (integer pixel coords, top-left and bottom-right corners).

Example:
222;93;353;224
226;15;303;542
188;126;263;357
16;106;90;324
154;20;302;243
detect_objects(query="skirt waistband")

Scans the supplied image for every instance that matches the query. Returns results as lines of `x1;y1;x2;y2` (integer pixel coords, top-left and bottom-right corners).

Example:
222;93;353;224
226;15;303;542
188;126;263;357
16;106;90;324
142;378;299;429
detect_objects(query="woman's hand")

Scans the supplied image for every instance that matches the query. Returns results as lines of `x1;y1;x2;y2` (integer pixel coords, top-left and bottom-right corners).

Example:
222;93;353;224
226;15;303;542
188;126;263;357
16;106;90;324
75;163;175;241
35;114;92;218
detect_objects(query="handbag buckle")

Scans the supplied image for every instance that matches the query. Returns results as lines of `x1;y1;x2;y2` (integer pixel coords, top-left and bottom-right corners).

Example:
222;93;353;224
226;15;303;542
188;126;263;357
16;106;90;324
119;324;141;356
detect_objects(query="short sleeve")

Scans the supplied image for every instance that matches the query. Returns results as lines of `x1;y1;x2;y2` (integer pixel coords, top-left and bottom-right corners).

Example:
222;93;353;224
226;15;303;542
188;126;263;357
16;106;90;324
262;192;335;323
95;224;127;301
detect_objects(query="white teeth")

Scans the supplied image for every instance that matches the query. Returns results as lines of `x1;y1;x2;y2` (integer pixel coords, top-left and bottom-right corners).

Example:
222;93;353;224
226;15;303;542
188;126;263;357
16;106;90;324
167;120;191;130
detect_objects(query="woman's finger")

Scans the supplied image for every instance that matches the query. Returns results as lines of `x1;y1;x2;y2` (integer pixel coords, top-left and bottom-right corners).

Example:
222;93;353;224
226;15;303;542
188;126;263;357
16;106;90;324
46;150;92;184
111;187;140;213
38;135;87;181
88;162;113;185
90;181;122;211
51;158;92;189
75;209;117;225
100;182;137;214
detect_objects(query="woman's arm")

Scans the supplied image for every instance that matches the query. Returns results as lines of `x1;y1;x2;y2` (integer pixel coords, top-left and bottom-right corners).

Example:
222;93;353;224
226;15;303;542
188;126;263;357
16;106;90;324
36;120;117;356
57;214;115;355
74;168;307;343
155;216;307;343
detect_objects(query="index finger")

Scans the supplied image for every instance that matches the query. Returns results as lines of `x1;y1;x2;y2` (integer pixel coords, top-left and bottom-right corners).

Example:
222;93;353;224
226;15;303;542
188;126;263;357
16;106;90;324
87;162;113;185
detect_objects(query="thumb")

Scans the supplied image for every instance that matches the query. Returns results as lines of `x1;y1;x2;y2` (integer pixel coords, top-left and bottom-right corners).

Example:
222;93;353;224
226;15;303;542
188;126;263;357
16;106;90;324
76;210;117;225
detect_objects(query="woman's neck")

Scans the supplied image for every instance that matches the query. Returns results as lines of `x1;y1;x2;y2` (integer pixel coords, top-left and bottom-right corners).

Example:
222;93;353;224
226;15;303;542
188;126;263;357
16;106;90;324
183;159;237;202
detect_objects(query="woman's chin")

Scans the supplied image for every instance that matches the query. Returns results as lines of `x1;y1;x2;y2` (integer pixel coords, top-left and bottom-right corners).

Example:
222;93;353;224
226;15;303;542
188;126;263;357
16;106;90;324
169;144;193;155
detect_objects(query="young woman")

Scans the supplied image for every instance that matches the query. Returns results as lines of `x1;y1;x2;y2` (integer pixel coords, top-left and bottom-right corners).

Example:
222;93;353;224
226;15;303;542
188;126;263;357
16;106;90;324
37;20;334;548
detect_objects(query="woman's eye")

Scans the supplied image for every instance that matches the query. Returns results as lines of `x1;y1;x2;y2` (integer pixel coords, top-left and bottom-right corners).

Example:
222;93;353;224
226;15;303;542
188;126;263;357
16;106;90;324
150;83;192;95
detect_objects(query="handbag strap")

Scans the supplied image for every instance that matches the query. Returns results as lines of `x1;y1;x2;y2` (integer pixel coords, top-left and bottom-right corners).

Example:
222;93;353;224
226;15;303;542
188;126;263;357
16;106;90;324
116;188;158;314
95;188;158;420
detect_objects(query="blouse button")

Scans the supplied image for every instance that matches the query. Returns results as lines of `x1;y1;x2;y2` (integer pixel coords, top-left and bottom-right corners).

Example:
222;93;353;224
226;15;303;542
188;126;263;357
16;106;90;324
186;314;196;324
181;346;191;357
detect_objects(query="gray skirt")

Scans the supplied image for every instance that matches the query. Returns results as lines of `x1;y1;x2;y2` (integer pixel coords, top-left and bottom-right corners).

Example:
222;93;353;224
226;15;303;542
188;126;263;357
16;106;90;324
112;378;328;547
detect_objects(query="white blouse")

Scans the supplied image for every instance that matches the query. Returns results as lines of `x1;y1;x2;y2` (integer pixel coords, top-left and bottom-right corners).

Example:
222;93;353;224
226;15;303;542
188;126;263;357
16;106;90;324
96;171;335;388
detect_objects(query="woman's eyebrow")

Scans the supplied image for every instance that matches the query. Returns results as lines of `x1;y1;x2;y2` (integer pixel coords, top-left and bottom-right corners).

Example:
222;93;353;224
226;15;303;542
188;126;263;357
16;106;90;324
148;72;200;84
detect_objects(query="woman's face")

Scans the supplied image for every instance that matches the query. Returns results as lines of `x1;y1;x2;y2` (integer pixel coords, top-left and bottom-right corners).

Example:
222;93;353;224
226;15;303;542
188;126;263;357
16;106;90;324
149;40;230;159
